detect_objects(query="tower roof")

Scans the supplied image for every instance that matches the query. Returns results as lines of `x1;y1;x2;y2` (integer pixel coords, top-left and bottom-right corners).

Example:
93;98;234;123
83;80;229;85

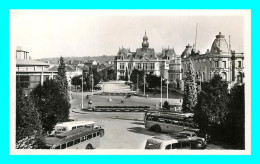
211;32;229;54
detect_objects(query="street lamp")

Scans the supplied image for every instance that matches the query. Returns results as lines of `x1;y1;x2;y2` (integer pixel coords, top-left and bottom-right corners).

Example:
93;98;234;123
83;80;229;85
166;80;169;101
161;77;163;109
143;73;146;96
81;75;84;109
91;74;94;96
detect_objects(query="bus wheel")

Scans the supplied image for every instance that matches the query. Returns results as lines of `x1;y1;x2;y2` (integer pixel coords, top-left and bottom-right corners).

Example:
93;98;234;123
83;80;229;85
154;125;161;133
86;144;93;149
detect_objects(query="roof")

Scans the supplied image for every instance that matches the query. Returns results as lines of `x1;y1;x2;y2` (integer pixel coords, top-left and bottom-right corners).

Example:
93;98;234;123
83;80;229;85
16;59;49;66
49;65;76;72
55;121;95;127
211;32;229;54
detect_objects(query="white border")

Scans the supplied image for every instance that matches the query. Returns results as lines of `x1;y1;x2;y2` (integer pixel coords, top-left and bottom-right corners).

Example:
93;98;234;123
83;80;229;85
9;9;251;155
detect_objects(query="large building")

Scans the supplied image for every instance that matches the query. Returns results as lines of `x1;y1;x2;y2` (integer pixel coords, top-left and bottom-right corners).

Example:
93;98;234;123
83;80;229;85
181;32;244;87
114;31;176;80
16;48;57;95
168;56;183;90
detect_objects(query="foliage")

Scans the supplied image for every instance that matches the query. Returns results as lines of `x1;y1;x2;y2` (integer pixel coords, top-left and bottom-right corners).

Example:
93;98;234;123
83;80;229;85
31;79;71;133
16;83;42;142
182;59;197;113
107;68;116;80
130;69;144;89
16;135;48;149
226;84;245;149
163;101;170;111
71;75;82;89
194;74;230;142
57;57;68;90
146;72;163;88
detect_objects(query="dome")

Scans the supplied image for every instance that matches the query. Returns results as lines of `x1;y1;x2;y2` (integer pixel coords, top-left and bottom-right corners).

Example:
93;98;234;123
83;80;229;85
210;32;229;54
142;30;149;48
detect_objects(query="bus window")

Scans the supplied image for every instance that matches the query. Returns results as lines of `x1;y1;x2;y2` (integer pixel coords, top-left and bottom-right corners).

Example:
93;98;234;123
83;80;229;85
55;145;60;149
77;125;83;129
74;138;80;145
172;143;181;149
93;133;96;138
158;118;164;122
81;136;87;142
67;141;73;147
61;143;66;149
87;134;92;140
72;126;76;130
181;142;191;149
165;144;171;150
97;131;100;136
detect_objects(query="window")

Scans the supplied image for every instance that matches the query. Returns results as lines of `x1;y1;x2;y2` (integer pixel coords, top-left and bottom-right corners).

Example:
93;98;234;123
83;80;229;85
77;125;83;129
165;145;171;150
19;75;30;88
93;133;96;138
128;63;131;70
67;141;73;147
29;75;41;89
215;61;219;67
150;63;155;70
72;126;76;130
43;75;49;81
55;145;61;149
222;61;226;68
238;61;242;68
74;138;80;145
221;72;227;81
81;136;87;142
237;72;243;83
27;67;34;71
172;143;181;149
120;63;124;70
61;143;66;149
87;134;92;140
97;132;100;136
137;63;142;69
181;142;191;149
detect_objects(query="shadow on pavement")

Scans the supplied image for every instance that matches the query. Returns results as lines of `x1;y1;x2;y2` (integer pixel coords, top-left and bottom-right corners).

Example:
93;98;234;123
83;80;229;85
127;127;160;136
131;121;144;125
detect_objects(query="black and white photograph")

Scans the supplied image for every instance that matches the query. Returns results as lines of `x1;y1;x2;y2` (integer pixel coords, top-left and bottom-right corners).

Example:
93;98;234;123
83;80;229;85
9;10;251;155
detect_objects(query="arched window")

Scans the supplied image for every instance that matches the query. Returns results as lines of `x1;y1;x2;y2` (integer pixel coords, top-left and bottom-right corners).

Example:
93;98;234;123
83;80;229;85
237;72;243;83
221;72;227;81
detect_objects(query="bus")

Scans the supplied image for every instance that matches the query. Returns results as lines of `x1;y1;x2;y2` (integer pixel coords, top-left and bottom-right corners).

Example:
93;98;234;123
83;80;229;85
53;121;99;135
144;111;196;133
145;133;206;150
45;127;105;149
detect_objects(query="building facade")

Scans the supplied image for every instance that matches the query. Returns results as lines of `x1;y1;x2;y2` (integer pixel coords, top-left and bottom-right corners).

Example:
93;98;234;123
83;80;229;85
114;31;176;80
16;48;57;95
168;57;183;90
181;32;244;87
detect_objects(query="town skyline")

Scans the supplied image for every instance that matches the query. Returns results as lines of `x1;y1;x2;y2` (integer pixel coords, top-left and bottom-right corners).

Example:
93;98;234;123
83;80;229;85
10;10;244;59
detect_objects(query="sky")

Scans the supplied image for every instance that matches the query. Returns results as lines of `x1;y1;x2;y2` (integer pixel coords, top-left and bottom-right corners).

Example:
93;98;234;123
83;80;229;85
10;10;244;59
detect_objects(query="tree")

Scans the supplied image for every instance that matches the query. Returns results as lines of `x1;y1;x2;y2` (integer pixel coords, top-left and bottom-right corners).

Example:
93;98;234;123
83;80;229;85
16;83;42;142
194;74;230;140
125;67;129;81
182;59;197;113
31;79;71;133
71;75;82;90
226;84;245;149
57;56;68;90
146;72;162;89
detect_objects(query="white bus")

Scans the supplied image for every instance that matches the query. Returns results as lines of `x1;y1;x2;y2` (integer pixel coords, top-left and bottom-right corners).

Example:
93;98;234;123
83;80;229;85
53;121;99;134
145;134;206;150
45;127;105;149
144;111;196;133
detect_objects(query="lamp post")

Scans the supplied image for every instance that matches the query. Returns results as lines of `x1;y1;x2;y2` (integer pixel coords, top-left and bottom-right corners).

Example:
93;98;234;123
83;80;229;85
143;73;146;96
166;80;169;101
161;77;163;109
91;74;94;96
137;74;139;92
81;75;83;109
